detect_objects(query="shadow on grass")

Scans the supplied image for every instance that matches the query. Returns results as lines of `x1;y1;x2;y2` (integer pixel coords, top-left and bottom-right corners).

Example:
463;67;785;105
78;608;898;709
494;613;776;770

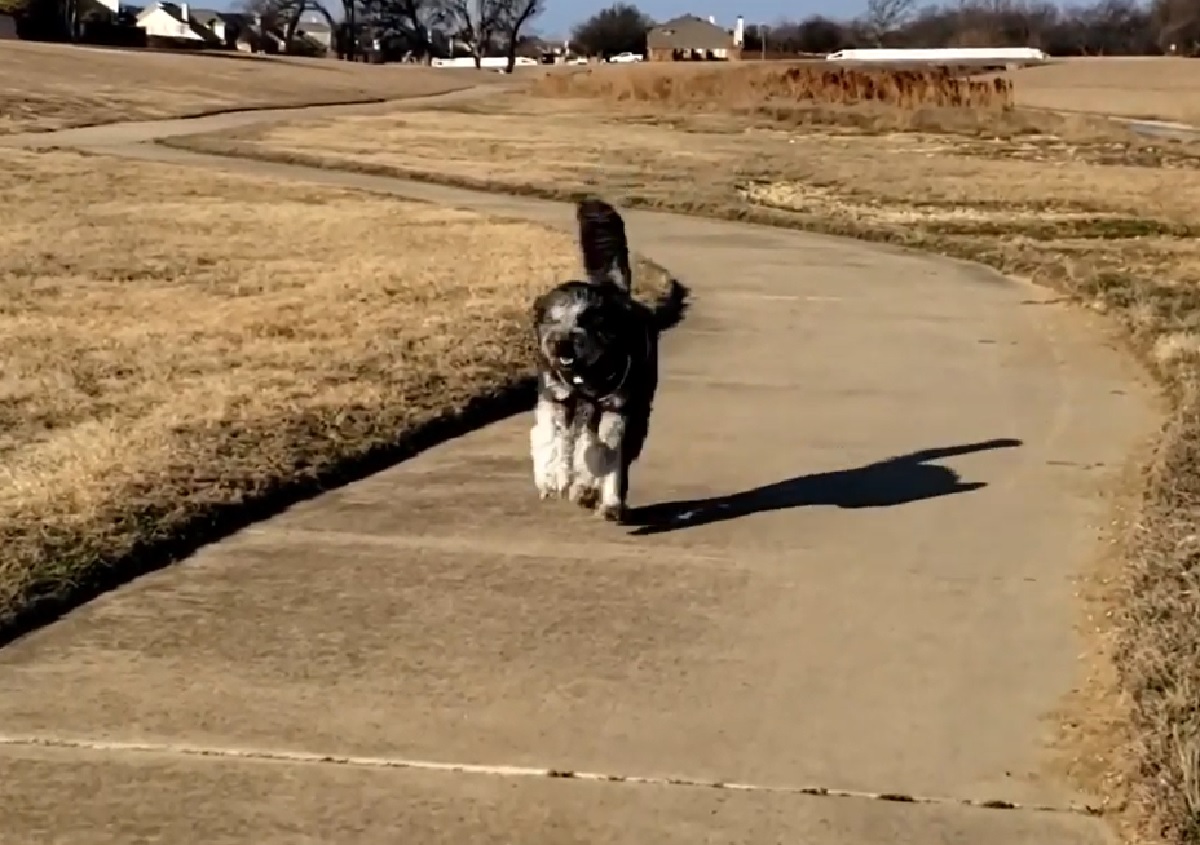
626;437;1022;536
0;280;688;650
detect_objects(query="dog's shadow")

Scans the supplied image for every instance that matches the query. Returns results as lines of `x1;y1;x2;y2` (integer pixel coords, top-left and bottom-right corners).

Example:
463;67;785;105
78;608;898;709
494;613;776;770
624;438;1023;536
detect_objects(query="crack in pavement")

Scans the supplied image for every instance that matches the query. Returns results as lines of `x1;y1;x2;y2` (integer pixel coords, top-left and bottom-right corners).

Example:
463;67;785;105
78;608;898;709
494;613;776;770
0;735;1103;818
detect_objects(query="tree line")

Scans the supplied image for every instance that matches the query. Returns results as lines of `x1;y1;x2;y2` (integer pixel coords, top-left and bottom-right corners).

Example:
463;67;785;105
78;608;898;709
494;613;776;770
5;0;545;73
308;0;544;68
570;0;1200;59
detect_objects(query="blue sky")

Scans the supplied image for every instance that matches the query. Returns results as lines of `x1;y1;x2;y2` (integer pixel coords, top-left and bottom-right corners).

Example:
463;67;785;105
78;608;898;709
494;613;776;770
205;0;875;33
205;0;1074;39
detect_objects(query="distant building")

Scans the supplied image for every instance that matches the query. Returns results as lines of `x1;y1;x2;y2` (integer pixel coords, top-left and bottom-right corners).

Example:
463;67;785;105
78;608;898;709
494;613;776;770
135;1;221;44
189;9;258;49
646;14;743;62
293;10;331;51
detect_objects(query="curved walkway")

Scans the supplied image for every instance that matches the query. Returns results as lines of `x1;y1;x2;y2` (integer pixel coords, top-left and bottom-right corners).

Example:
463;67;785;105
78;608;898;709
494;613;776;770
0;93;1158;843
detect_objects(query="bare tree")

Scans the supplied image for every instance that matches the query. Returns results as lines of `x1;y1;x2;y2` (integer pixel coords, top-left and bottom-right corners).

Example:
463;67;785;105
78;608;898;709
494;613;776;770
337;0;361;59
1153;0;1200;54
495;0;543;72
443;0;502;67
239;0;335;53
391;0;443;58
570;3;652;59
356;0;447;60
442;0;542;69
864;0;917;45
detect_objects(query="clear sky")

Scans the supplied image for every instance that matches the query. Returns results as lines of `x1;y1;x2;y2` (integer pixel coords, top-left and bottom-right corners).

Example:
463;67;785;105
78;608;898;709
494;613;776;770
201;1;876;34
537;1;873;38
201;0;1070;39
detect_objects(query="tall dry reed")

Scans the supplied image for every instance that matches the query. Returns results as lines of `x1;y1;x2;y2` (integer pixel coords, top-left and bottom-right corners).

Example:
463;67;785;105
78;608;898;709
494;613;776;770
535;62;1015;112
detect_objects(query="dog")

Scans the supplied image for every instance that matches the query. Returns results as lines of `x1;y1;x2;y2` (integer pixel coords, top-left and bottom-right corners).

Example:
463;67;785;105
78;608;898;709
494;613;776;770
529;197;659;523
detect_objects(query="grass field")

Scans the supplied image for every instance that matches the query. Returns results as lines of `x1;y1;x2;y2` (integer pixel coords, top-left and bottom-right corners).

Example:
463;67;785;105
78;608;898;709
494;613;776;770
0;41;502;134
165;72;1200;844
1011;57;1200;125
532;61;1108;137
0;144;677;643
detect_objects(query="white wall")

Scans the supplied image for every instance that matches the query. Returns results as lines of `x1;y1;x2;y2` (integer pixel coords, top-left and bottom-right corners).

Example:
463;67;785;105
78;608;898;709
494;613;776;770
827;47;1048;63
137;6;203;39
431;56;538;68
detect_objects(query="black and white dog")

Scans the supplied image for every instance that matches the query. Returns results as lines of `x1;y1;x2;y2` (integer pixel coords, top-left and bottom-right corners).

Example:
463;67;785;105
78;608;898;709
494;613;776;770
530;197;659;523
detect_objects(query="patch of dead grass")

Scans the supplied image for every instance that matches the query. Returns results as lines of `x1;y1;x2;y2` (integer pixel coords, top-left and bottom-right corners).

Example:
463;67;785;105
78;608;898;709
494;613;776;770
529;62;1133;140
0;41;502;135
1011;58;1200;125
166;91;1200;843
0;144;677;643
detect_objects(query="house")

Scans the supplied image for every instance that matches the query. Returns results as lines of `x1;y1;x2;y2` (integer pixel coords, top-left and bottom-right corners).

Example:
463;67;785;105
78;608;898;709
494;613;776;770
189;8;254;48
184;7;313;54
293;10;331;51
646;14;744;62
135;1;221;45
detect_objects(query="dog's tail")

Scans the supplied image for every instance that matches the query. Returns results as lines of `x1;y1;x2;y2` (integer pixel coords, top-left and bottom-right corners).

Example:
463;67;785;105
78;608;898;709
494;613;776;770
576;195;633;293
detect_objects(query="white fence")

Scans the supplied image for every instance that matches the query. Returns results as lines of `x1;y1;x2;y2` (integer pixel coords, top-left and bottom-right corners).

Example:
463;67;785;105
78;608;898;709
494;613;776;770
826;47;1049;66
431;56;539;69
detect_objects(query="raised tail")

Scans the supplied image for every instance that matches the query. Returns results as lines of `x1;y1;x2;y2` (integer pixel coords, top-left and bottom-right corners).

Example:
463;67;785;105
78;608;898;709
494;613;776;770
576;196;633;293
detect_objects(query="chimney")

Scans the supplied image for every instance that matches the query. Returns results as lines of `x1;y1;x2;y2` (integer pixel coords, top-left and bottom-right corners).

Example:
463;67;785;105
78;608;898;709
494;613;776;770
734;15;744;46
707;14;715;24
180;1;189;19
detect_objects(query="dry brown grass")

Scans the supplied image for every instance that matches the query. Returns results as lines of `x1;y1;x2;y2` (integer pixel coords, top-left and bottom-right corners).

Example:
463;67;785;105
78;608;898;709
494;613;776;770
529;61;1132;138
0;41;501;135
1012;57;1200;125
166;91;1200;844
0;143;678;643
538;61;1014;109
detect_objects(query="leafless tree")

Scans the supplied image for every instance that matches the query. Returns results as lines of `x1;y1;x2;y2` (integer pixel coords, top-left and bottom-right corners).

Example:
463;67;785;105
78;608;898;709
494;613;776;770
864;0;918;45
442;0;500;67
495;0;543;72
1152;0;1200;54
442;0;542;70
355;0;447;59
239;0;335;52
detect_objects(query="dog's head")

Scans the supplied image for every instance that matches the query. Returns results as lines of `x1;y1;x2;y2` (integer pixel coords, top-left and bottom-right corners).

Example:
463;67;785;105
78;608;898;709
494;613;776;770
533;279;634;390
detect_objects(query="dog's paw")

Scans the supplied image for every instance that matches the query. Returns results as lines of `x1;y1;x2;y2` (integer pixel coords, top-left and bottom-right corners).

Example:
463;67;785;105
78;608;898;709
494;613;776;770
597;502;626;524
569;482;600;510
536;478;570;501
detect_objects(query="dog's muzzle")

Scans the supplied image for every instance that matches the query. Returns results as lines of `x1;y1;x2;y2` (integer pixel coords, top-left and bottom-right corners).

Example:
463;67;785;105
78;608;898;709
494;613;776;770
552;336;576;366
548;330;599;369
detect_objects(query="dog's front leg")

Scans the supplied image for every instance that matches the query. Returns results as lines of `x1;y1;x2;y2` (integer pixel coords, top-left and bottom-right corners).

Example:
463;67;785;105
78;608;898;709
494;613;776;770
595;411;627;523
531;398;573;499
569;421;601;510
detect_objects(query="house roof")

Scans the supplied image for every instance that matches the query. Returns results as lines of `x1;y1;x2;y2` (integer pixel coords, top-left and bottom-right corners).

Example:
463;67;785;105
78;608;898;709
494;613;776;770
192;8;257;29
139;1;222;41
646;15;735;50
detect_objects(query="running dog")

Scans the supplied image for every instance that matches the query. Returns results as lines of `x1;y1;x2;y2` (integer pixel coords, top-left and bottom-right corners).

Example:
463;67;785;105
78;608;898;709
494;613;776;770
530;197;659;523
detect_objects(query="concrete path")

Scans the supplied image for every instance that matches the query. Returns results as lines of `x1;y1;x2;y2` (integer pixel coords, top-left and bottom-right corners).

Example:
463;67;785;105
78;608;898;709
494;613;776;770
0;93;1158;844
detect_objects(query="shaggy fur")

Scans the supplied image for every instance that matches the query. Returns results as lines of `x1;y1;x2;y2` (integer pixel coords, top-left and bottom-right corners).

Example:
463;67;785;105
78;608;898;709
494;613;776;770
530;197;658;523
577;196;633;291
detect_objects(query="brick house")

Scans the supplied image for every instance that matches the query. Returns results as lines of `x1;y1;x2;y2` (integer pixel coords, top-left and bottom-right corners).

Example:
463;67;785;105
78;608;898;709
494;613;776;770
646;14;743;62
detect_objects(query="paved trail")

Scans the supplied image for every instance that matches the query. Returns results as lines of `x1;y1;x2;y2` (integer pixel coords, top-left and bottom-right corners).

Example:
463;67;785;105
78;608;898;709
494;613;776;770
0;90;1158;843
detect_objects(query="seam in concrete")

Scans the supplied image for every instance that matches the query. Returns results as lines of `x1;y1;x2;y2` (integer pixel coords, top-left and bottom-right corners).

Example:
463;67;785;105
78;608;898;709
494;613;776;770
231;526;740;567
0;735;1103;818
